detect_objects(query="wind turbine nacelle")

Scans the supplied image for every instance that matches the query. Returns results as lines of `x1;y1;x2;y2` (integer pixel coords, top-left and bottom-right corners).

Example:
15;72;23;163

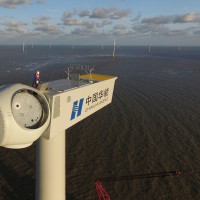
0;74;117;148
42;75;117;139
0;84;50;149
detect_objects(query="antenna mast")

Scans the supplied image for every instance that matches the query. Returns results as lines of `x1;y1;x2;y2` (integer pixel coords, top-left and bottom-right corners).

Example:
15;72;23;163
84;65;94;83
65;65;74;80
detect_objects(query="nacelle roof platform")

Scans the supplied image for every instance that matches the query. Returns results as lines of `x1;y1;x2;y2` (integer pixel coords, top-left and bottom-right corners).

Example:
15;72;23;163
37;74;116;93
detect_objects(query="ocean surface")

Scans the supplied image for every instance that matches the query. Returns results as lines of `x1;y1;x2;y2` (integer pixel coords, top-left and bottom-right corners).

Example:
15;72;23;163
1;45;200;199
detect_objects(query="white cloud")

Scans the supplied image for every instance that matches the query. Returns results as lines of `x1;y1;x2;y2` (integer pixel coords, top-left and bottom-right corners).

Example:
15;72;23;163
0;0;45;8
32;16;50;25
96;20;112;28
0;0;31;8
5;26;28;34
141;12;200;25
133;23;169;36
90;7;130;19
63;10;76;19
132;12;142;22
34;24;64;35
114;24;126;30
1;21;27;27
62;18;95;28
71;27;97;35
0;21;29;34
173;12;200;23
133;21;193;37
79;10;90;17
142;15;172;24
37;0;45;4
112;30;134;36
165;29;189;36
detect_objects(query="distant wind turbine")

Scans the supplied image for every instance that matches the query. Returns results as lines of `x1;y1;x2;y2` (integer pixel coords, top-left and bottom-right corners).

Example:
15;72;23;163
112;39;116;59
148;43;151;53
178;43;181;52
23;41;25;53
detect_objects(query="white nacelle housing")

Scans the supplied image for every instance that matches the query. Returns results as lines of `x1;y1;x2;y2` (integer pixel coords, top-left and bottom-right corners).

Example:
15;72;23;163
42;74;117;139
0;74;117;148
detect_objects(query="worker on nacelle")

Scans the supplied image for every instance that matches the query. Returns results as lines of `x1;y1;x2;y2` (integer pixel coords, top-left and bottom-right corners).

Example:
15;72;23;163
32;71;40;88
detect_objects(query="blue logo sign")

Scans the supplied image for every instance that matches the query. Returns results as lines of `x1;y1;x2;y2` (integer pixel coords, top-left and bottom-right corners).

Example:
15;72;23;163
70;98;84;120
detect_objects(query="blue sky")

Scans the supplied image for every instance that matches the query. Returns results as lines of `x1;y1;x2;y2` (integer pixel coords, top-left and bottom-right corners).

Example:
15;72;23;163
0;0;200;46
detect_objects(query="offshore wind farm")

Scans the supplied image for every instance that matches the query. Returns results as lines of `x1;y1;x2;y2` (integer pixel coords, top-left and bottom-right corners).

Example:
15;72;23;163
1;45;200;199
1;0;200;199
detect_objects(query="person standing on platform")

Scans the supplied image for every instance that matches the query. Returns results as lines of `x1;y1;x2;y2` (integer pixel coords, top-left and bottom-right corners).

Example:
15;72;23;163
32;71;40;88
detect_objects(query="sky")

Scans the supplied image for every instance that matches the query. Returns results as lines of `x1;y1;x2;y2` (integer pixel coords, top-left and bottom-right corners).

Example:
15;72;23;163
0;0;200;46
